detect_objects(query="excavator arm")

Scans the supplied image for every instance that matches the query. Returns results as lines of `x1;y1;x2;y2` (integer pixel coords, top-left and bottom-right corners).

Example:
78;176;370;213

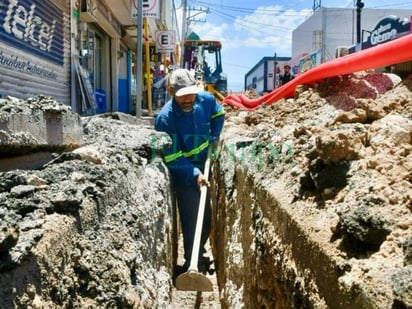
205;83;226;102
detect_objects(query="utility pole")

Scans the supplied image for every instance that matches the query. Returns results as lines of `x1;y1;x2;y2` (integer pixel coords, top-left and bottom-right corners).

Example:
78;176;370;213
273;53;277;90
180;0;187;67
180;3;208;68
135;0;143;118
188;6;209;24
356;0;365;45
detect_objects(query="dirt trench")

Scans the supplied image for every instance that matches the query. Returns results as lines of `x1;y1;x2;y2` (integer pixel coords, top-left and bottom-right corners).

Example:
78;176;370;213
0;97;222;308
212;72;411;308
0;71;411;308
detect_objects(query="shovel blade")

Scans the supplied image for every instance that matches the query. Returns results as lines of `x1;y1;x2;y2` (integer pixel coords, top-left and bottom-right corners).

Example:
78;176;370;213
175;271;213;291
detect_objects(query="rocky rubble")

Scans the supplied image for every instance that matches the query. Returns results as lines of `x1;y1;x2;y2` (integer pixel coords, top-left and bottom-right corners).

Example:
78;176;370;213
0;101;174;308
0;95;83;156
215;72;411;308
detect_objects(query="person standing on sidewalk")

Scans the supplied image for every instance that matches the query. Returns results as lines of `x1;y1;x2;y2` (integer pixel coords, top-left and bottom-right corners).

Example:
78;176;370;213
154;68;225;271
279;64;295;86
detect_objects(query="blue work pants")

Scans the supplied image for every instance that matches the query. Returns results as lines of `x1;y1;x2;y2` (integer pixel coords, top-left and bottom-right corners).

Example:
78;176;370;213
175;186;211;263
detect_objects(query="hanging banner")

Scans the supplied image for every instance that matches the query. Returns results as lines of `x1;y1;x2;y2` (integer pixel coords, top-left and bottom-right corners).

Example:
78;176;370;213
131;0;160;19
155;30;175;53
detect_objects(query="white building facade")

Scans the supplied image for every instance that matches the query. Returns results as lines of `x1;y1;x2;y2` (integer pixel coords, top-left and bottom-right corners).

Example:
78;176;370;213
292;8;412;71
244;56;291;95
245;7;412;95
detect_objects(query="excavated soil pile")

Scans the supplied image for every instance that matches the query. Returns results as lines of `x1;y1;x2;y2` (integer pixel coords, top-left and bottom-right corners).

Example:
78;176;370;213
0;100;175;308
214;72;411;308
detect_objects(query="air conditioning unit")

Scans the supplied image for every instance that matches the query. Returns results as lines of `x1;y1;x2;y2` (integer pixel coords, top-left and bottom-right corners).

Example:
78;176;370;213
335;46;348;58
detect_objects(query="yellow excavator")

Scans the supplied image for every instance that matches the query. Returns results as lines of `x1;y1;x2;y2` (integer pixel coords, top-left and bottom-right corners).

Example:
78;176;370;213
183;33;228;102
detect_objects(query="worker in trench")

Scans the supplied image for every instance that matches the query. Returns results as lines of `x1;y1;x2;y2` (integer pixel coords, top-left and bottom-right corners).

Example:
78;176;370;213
155;68;225;273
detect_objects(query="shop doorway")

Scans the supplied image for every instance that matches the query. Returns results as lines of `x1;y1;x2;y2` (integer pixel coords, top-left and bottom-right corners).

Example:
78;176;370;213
79;25;108;114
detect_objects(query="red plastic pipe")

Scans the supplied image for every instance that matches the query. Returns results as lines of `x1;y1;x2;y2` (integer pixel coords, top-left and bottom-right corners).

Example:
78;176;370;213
223;33;412;110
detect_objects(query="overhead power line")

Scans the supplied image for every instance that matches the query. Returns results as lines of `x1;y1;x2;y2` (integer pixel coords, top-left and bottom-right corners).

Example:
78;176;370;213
213;9;292;30
195;0;312;16
194;0;412;11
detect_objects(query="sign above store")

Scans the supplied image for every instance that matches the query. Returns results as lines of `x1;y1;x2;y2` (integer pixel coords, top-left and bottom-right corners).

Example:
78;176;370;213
131;0;160;19
362;15;411;49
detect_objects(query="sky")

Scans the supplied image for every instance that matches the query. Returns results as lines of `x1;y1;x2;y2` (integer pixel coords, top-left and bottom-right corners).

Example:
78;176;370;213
173;0;412;92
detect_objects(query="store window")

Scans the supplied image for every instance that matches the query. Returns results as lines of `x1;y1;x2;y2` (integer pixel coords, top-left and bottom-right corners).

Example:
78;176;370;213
80;29;104;88
78;24;106;113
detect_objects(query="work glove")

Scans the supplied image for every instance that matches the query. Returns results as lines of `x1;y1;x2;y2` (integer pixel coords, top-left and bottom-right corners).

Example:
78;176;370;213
197;173;210;189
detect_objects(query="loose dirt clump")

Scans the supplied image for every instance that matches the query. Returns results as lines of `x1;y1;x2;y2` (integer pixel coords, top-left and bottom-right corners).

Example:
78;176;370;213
217;72;411;308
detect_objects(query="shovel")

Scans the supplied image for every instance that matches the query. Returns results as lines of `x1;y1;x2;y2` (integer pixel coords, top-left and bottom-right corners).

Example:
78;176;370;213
175;146;213;291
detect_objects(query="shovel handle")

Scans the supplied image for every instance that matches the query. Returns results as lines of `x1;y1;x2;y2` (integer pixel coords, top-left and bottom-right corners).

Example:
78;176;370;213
188;145;212;272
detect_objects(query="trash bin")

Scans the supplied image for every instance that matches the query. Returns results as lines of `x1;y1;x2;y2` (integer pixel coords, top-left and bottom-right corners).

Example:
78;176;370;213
95;89;106;114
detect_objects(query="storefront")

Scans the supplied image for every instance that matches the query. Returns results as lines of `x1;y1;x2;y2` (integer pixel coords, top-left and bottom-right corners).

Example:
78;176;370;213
348;15;412;77
361;15;411;49
76;0;123;115
0;0;71;104
76;0;168;115
0;0;174;115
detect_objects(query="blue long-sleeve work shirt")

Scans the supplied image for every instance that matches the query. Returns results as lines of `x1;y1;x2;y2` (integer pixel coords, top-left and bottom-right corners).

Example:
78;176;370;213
154;91;225;187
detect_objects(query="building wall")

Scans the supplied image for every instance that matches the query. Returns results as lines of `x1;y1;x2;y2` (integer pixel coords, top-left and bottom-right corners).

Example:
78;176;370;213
162;0;175;33
246;8;412;93
0;0;71;104
245;57;291;95
292;8;412;63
